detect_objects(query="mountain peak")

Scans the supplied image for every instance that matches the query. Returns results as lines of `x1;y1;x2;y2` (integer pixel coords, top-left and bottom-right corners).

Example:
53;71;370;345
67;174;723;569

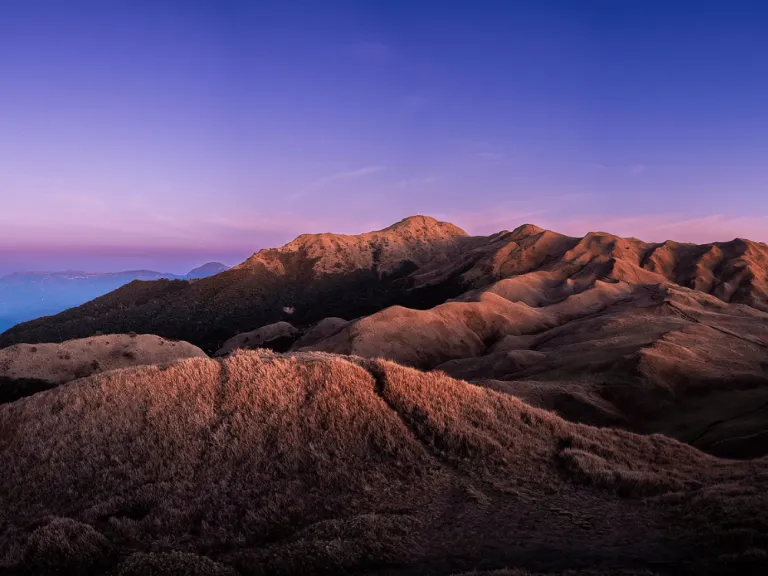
240;215;468;276
185;262;229;279
380;215;468;237
510;223;546;238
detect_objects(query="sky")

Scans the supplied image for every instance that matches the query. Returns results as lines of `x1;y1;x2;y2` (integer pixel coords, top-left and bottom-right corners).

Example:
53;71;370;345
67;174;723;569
2;0;768;274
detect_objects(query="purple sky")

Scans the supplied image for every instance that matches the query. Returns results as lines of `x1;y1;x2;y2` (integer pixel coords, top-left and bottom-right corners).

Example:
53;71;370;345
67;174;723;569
2;0;768;275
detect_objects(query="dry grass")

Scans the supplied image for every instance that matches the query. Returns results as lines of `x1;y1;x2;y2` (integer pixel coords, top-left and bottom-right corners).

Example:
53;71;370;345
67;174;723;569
113;551;237;575
1;350;767;574
22;517;112;574
305;281;768;459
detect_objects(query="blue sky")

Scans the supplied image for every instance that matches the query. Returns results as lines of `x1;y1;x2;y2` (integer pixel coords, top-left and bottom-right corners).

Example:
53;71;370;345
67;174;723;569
1;0;767;274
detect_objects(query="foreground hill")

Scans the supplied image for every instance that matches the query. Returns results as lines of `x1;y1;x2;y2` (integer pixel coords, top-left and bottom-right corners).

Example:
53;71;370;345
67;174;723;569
0;334;207;404
1;350;767;575
0;263;229;334
2;216;767;354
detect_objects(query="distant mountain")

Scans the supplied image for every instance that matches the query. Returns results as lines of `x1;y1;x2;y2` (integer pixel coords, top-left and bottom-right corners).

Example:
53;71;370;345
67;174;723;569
185;262;229;279
0;263;228;332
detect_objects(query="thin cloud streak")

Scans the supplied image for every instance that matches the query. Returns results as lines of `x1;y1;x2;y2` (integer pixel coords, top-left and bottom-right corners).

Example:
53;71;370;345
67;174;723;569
392;175;437;188
292;166;386;199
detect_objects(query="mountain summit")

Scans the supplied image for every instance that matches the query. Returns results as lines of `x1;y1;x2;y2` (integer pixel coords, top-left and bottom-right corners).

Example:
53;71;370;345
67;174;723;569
239;215;468;275
184;262;229;279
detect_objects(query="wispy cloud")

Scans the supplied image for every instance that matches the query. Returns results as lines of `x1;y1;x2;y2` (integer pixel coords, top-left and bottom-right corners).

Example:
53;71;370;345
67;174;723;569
467;141;521;165
292;166;385;199
392;175;437;188
472;151;506;163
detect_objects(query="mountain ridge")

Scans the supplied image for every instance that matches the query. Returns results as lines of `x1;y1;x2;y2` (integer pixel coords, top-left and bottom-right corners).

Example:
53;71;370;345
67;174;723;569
2;216;767;352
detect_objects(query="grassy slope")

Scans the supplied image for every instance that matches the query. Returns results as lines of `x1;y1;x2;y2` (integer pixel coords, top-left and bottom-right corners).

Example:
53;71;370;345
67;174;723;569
1;350;767;575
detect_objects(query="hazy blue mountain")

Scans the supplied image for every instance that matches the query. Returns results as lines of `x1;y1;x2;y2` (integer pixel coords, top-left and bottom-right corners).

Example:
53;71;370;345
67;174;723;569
185;262;230;279
0;263;229;334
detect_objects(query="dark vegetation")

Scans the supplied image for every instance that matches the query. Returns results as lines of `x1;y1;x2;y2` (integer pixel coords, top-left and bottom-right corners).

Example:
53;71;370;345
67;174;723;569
0;376;58;404
0;255;472;354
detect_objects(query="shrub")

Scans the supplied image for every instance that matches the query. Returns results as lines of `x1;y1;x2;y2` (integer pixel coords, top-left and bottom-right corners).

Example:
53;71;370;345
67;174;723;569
23;517;110;574
114;551;237;576
73;363;94;380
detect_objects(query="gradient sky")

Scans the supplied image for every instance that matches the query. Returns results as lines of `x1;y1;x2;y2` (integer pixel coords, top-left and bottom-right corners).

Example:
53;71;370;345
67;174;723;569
2;0;768;274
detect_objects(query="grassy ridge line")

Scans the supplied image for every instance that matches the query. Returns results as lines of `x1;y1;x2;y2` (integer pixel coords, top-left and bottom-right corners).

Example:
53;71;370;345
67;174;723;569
1;350;766;574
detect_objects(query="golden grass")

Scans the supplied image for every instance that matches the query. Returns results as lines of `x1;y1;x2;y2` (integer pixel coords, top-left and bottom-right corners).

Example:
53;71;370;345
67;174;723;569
1;350;767;574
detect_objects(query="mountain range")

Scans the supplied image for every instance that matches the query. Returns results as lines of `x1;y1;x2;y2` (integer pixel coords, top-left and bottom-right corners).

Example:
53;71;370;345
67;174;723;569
0;262;229;333
3;216;768;574
3;215;766;351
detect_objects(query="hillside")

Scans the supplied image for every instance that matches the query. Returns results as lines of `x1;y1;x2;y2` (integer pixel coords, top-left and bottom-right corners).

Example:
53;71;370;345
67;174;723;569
1;350;767;575
0;217;475;352
0;334;207;404
2;216;768;354
304;280;768;458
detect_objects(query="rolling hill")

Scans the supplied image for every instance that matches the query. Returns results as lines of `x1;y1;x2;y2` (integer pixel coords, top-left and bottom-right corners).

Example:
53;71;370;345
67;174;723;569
2;216;768;460
1;350;767;575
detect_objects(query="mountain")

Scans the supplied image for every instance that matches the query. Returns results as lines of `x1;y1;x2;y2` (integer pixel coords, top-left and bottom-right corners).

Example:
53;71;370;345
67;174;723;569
1;349;767;575
0;263;229;333
185;262;230;279
0;217;473;351
3;217;768;573
3;216;767;354
2;217;768;460
303;281;768;457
